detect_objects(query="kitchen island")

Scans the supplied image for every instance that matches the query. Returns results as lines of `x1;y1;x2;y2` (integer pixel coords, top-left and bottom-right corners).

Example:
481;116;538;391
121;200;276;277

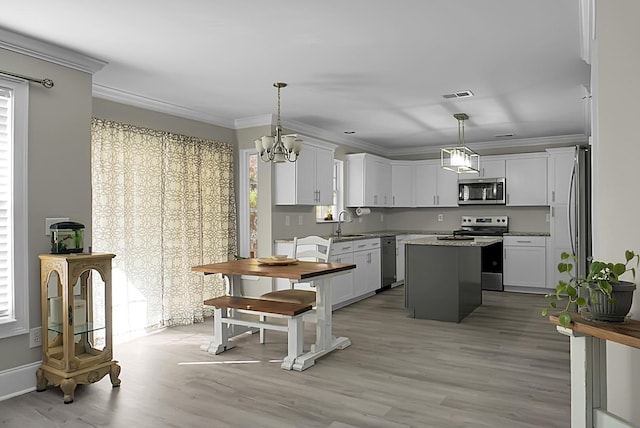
404;236;502;323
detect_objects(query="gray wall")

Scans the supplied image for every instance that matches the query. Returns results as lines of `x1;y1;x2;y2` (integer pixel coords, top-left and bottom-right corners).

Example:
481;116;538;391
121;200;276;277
594;1;640;422
92;98;236;143
0;48;93;371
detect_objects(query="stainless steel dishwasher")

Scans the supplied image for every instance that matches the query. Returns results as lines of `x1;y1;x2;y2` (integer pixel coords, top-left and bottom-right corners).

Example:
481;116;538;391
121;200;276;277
380;236;396;291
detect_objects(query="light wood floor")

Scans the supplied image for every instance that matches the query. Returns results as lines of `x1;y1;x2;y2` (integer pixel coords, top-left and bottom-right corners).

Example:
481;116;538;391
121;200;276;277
1;286;570;428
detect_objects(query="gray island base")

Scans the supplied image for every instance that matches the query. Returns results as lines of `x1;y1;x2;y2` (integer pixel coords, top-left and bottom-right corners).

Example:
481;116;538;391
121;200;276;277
404;237;501;323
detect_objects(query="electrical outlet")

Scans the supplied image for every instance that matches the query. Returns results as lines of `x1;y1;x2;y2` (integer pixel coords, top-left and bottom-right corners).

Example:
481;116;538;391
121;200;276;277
285;215;290;226
29;327;42;348
380;214;384;222
298;215;303;225
438;214;444;222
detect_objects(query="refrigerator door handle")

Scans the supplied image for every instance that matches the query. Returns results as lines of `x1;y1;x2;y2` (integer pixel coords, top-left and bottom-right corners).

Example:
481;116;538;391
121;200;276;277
568;148;578;257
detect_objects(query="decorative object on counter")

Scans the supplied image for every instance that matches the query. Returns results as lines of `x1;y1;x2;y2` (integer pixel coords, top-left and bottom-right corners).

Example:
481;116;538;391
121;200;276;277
441;113;480;174
50;221;84;254
254;82;302;163
542;250;638;328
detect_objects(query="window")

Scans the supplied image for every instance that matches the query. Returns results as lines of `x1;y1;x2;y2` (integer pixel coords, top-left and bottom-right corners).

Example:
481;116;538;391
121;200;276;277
316;159;343;222
0;77;28;339
239;150;258;258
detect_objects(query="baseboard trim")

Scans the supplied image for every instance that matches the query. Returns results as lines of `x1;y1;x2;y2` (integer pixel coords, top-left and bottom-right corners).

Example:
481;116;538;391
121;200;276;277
0;361;40;401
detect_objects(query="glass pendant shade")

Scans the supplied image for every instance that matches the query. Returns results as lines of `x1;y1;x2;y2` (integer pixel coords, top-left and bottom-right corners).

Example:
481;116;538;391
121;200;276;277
441;113;480;173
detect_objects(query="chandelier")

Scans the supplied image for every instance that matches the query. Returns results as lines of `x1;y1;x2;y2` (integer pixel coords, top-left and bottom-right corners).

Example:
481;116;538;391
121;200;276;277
255;82;301;163
441;113;480;173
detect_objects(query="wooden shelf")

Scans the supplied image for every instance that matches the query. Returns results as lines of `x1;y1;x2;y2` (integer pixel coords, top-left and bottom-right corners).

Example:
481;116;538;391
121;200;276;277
549;313;640;349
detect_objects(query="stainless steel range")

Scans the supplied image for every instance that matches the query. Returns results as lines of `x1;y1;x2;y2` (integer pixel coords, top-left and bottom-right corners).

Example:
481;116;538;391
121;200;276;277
454;215;508;291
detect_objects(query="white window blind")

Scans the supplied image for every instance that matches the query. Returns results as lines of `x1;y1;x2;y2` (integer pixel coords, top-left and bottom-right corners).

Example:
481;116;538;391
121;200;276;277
0;87;12;322
0;77;28;339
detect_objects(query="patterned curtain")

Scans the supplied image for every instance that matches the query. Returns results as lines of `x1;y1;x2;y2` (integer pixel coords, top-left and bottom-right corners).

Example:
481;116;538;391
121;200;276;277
91;118;237;339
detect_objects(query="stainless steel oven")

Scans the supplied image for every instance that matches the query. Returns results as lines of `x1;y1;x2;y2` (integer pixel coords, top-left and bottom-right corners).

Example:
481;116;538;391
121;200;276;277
453;215;508;291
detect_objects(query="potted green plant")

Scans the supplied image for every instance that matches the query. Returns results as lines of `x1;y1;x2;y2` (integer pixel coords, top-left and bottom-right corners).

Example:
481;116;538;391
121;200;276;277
542;250;639;328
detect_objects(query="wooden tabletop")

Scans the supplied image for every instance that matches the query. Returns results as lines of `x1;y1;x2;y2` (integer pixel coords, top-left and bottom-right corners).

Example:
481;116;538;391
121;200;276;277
550;313;640;349
192;258;356;281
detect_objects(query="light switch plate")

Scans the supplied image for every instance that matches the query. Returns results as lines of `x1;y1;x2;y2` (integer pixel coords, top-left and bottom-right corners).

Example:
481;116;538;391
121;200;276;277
45;217;69;236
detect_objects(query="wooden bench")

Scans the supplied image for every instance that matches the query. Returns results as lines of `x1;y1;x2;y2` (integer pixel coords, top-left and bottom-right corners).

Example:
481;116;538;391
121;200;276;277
203;296;313;370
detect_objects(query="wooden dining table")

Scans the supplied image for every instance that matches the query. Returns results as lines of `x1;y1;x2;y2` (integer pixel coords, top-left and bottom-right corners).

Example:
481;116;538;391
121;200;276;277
192;258;356;371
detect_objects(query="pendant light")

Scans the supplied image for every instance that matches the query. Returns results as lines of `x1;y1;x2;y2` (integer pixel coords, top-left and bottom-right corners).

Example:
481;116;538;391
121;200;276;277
441;113;480;173
255;82;301;163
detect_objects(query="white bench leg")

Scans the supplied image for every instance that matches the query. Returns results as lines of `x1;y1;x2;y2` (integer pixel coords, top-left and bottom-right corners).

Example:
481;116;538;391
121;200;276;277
281;316;304;370
201;307;235;354
259;315;266;344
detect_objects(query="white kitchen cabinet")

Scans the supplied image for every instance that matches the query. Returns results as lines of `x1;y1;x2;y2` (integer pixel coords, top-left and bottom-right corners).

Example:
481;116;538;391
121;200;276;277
274;142;335;205
346;153;392;207
352;239;381;296
546;147;575;205
414;160;458;207
329;242;355;307
469;156;506;178
503;236;547;289
391;161;415;207
505;154;548;206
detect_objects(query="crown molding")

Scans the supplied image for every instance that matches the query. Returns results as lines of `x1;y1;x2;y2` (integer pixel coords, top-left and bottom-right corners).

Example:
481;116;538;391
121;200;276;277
234;114;274;129
388;134;588;157
0;27;106;74
92;84;236;128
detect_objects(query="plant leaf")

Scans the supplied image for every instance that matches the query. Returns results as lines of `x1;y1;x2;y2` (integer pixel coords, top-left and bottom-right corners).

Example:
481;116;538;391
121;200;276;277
541;308;548;317
558;312;572;328
576;297;586;307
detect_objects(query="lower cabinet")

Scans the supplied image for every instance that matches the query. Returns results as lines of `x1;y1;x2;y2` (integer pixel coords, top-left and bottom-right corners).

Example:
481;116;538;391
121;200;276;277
329;244;355;307
353;239;381;296
503;236;547;289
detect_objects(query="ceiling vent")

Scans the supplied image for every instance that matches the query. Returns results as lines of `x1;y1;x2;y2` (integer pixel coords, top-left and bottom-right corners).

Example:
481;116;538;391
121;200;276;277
442;90;474;99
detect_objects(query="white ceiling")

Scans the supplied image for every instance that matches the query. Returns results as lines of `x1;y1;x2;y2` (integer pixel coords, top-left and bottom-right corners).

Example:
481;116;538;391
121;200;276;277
0;0;590;156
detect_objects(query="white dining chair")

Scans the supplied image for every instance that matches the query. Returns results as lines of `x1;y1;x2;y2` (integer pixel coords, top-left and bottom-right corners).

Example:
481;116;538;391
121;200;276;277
258;235;333;342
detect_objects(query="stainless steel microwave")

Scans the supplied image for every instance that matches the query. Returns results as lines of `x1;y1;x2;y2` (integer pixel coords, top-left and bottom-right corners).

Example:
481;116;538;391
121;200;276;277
458;177;506;205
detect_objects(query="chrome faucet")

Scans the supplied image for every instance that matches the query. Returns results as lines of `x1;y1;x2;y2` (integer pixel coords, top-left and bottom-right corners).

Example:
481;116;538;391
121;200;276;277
335;210;350;237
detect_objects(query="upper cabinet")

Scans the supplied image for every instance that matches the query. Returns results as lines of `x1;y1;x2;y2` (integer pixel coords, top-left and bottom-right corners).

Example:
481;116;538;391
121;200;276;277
415;160;458;207
274;138;336;205
505;154;548;206
391;161;415;207
473;157;506;179
546;147;576;205
346;153;392;207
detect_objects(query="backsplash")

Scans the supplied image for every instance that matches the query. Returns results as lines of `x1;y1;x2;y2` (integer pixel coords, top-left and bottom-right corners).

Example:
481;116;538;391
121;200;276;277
272;205;550;240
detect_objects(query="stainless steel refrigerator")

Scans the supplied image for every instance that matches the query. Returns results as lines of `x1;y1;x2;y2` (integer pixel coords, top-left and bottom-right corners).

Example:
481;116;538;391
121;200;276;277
569;145;592;279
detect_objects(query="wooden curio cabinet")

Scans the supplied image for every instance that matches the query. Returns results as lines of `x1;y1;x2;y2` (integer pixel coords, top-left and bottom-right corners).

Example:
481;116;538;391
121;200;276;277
36;253;121;403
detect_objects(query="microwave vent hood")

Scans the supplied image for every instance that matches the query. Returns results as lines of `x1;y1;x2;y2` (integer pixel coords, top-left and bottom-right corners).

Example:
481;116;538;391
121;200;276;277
458;177;506;205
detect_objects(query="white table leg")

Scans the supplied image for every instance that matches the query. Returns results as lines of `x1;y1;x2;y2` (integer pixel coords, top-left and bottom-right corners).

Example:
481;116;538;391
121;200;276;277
282;316;304;370
293;277;351;371
201;306;235;354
